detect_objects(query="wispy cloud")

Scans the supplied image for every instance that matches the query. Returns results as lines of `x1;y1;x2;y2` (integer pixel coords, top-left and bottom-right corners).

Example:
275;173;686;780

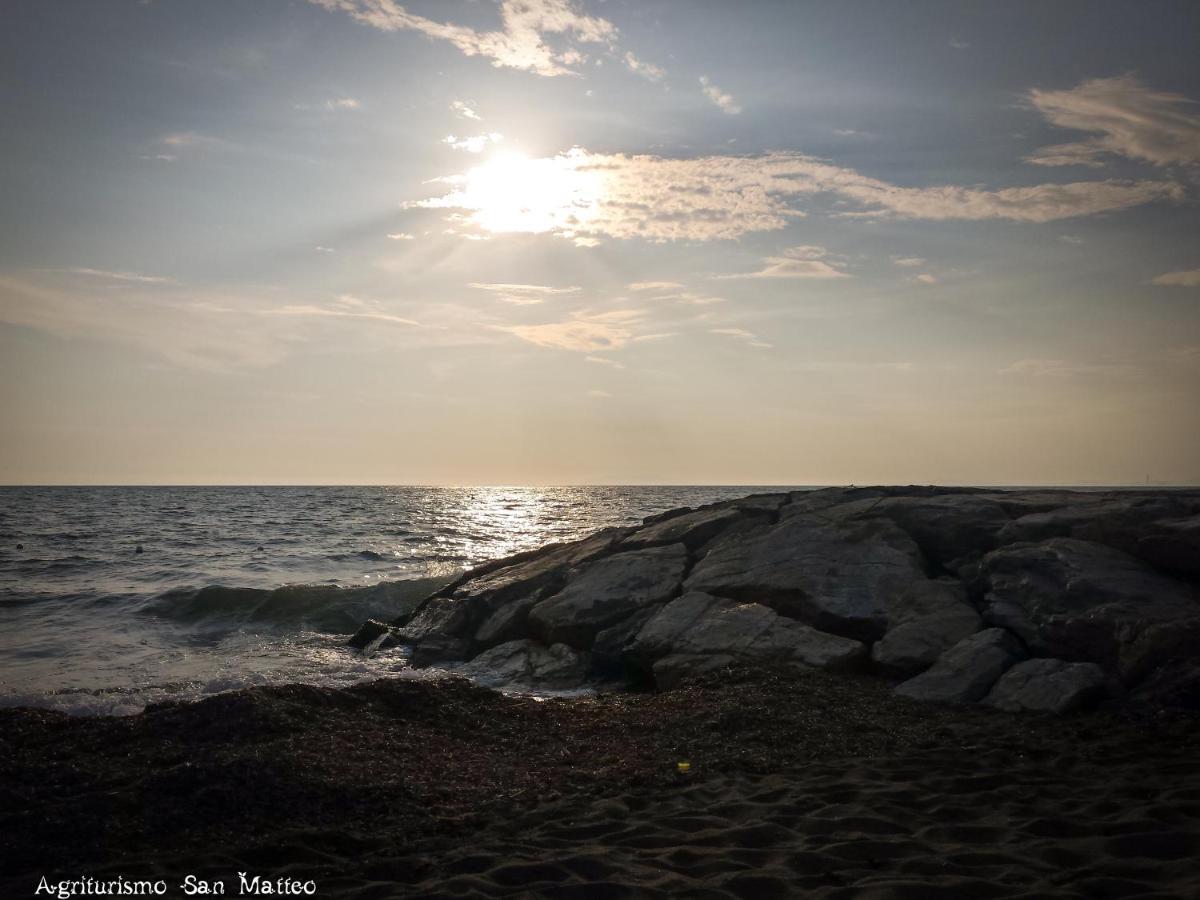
268;294;420;326
891;256;926;268
1151;268;1200;287
451;100;481;120
1002;358;1138;378
295;97;361;111
913;273;938;285
314;245;336;253
386;232;415;240
585;354;624;368
499;309;644;352
710;327;772;349
309;0;619;77
62;267;174;284
468;282;581;305
628;281;684;292
718;245;850;280
443;132;503;153
949;38;970;50
699;76;741;114
411;147;1183;245
1026;75;1200;167
624;51;665;81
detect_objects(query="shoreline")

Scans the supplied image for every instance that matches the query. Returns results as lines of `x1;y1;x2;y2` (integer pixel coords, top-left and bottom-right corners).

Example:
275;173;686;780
4;665;1199;898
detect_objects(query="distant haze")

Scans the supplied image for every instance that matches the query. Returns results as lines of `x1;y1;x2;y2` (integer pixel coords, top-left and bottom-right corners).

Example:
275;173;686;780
1;1;1198;485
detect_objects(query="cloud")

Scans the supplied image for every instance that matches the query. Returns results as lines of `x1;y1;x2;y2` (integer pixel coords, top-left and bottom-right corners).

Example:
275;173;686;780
699;76;741;114
1151;268;1200;287
296;97;362;111
62;267;174;284
588;389;612;398
443;132;504;153
269;294;420;326
451;100;481;120
314;245;336;253
1059;234;1085;244
949;38;970;50
718;245;850;280
1002;358;1137;378
468;282;581;305
309;0;619;77
410;148;1183;244
628;281;684;291
585;354;624;368
624;51;665;81
1026;75;1200;167
0;274;285;370
386;232;415;240
912;273;938;284
499;309;644;352
891;256;925;267
710;327;771;349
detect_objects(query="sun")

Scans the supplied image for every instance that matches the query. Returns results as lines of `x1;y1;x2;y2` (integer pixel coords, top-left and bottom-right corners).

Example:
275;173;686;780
453;149;604;239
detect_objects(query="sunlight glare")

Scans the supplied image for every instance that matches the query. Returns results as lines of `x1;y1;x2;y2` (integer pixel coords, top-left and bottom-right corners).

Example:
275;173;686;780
454;149;605;240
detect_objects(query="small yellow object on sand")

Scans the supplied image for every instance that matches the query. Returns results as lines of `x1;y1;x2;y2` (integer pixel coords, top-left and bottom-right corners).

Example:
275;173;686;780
677;761;691;774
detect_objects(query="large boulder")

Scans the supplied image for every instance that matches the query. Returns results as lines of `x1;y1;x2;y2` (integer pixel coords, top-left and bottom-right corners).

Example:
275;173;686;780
984;659;1106;715
618;506;744;551
1136;514;1200;578
871;578;982;677
527;544;688;649
996;495;1200;561
684;514;926;640
388;527;631;662
895;628;1023;704
628;591;865;688
980;538;1200;679
590;603;664;678
454;639;590;690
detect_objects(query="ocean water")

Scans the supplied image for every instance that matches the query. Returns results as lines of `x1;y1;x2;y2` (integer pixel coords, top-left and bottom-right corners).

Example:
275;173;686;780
0;486;794;716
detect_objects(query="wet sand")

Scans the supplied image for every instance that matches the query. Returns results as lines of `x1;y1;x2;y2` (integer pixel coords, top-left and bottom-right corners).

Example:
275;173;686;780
2;667;1198;898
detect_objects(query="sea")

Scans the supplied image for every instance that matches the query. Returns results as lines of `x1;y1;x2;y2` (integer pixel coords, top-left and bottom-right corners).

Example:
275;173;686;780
0;486;797;716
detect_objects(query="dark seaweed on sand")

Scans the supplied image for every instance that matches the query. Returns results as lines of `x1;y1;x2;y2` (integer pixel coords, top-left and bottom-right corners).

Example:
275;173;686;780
3;666;1199;897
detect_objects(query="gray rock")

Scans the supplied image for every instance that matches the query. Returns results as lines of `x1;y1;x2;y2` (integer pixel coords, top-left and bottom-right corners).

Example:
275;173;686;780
528;544;688;649
347;618;396;650
721;493;790;515
871;579;982;677
408;637;472;668
619;506;743;551
627;591;728;667
395;527;630;652
628;593;865;687
455;639;590;689
685;514;926;640
1136;514;1200;577
393;595;470;644
981;538;1200;679
895;628;1023;704
996;495;1199;557
473;594;540;649
984;658;1106;715
590;603;664;678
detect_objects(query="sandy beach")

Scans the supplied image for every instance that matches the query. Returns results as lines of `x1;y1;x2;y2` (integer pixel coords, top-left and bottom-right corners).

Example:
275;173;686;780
3;666;1198;898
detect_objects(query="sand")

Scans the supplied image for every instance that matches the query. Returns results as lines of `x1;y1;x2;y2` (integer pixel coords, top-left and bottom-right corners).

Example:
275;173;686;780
2;667;1198;898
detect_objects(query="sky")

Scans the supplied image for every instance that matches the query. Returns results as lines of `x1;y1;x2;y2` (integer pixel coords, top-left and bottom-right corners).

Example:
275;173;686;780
1;0;1198;486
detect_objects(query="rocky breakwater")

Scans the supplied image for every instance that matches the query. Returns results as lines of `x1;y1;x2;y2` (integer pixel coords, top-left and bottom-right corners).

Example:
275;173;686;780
349;486;1200;715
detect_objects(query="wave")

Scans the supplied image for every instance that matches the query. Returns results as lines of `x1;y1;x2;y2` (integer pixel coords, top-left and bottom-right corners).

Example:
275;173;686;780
141;574;453;635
